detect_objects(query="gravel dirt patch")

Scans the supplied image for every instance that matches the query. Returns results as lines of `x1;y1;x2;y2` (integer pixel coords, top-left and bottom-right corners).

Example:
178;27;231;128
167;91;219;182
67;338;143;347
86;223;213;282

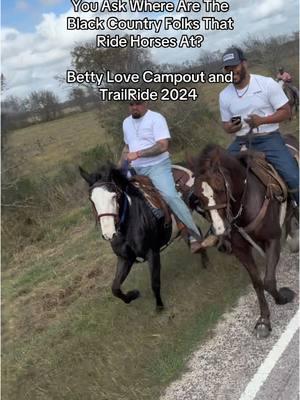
161;246;299;400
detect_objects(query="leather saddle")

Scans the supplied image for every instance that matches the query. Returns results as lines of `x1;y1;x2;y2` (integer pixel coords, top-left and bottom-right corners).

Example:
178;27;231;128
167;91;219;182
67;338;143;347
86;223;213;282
131;175;172;224
130;165;195;233
238;151;288;202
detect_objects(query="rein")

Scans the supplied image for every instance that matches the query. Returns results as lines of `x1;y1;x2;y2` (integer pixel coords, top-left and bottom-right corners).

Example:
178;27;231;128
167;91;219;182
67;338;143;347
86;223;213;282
204;131;253;229
201;166;247;227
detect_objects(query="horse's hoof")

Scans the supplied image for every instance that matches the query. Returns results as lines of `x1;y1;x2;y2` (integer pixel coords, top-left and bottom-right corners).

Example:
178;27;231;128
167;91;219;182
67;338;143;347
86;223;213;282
277;287;295;304
255;323;271;339
125;290;140;303
156;305;164;312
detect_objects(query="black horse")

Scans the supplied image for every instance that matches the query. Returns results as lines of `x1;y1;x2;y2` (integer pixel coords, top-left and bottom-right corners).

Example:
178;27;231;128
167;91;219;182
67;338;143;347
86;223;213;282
79;164;206;310
189;141;298;338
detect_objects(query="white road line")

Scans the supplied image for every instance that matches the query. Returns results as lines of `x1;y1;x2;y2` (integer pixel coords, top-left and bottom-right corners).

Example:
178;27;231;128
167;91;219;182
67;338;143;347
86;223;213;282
239;309;300;400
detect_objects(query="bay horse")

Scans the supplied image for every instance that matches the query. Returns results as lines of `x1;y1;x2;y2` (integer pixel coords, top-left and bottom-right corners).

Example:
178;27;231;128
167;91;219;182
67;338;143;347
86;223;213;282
79;164;207;310
189;141;298;338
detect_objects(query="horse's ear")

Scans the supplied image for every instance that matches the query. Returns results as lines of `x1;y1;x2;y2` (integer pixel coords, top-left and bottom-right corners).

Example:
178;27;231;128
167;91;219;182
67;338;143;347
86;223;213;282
186;152;197;172
110;168;129;190
210;147;221;169
79;166;94;185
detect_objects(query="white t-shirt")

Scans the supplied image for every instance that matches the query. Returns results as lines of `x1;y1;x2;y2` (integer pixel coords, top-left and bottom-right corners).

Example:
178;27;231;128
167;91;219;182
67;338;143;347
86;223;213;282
219;74;289;136
123;110;171;167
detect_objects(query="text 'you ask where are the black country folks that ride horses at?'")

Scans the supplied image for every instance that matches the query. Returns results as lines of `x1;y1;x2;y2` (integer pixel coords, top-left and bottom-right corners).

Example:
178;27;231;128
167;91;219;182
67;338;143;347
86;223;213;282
68;0;234;49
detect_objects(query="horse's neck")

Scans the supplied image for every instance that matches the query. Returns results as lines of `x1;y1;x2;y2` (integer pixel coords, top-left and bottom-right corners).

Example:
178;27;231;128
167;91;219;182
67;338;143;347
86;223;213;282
223;155;247;197
124;192;149;220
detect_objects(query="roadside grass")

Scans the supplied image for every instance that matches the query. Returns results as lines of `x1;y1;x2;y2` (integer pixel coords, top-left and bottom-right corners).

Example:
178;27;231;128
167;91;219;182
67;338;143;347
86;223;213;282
2;210;249;400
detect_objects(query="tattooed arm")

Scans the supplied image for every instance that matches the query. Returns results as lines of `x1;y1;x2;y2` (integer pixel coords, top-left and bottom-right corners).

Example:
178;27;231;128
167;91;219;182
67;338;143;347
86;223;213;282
127;139;169;162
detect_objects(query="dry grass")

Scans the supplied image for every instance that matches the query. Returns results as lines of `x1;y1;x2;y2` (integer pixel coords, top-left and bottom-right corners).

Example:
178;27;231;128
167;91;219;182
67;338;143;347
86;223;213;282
4;110;109;177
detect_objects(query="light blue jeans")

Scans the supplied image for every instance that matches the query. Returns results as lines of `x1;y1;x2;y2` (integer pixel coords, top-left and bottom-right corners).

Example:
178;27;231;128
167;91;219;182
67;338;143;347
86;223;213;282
134;157;201;238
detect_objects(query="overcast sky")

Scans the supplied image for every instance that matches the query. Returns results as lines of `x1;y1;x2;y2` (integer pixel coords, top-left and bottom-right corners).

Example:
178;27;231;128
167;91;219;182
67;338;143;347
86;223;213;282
1;0;299;101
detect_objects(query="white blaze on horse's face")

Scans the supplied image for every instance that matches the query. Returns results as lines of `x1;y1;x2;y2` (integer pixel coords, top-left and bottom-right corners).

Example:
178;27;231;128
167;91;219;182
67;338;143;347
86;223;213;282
201;181;226;236
91;187;117;240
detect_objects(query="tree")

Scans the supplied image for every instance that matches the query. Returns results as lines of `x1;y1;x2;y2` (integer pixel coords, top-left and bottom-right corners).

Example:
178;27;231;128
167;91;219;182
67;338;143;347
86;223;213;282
196;49;222;73
1;77;29;144
1;73;6;92
68;87;88;111
70;39;154;92
72;39;153;74
27;90;61;122
242;34;290;74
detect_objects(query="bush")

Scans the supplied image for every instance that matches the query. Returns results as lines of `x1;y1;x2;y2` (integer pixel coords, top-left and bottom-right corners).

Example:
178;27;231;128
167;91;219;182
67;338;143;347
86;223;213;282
79;143;115;171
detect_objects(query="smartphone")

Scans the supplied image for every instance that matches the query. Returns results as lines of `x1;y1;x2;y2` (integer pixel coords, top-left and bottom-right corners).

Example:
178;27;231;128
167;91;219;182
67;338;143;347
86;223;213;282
231;116;241;124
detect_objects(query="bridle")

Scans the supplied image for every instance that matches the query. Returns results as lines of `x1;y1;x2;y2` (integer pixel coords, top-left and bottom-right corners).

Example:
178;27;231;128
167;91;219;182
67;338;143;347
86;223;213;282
193;140;272;257
89;181;122;224
197;166;248;231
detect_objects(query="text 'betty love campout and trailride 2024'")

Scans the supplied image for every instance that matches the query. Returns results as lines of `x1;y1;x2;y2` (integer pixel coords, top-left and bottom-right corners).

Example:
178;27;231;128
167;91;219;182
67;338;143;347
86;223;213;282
65;69;234;101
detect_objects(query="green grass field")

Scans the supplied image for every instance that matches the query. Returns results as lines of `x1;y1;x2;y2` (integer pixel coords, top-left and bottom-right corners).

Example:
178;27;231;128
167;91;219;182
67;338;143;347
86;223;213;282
2;53;299;399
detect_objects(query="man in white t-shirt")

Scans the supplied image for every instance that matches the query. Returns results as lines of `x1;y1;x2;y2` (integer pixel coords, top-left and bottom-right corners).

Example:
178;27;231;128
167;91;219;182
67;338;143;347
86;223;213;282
219;47;299;205
120;100;216;253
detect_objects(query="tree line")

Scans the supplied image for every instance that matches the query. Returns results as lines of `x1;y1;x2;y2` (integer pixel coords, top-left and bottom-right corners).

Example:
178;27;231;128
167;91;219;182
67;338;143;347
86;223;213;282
1;31;298;143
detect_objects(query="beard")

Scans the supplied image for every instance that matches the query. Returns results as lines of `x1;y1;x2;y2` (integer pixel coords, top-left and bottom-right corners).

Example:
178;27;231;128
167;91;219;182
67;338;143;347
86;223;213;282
234;64;247;85
239;64;247;82
132;113;141;119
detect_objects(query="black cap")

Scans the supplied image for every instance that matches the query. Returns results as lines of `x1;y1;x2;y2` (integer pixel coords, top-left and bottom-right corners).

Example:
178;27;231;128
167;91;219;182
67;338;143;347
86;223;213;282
222;47;246;67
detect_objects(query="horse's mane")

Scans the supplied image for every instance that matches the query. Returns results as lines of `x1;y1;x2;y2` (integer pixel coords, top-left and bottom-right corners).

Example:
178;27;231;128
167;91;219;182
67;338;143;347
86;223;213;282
195;144;241;175
89;163;145;199
101;166;158;230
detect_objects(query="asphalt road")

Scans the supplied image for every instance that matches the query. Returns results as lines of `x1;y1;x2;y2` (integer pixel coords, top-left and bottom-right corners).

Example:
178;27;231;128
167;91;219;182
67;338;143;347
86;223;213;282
251;327;299;400
161;246;299;400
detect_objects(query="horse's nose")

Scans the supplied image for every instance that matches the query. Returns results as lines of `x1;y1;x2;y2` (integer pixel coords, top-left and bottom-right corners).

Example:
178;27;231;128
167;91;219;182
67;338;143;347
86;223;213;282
212;221;226;236
214;227;226;236
102;232;117;241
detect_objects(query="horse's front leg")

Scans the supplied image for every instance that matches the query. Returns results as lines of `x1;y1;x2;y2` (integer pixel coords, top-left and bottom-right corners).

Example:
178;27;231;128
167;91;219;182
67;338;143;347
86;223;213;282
147;249;164;311
232;233;271;338
112;257;140;304
264;238;295;304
